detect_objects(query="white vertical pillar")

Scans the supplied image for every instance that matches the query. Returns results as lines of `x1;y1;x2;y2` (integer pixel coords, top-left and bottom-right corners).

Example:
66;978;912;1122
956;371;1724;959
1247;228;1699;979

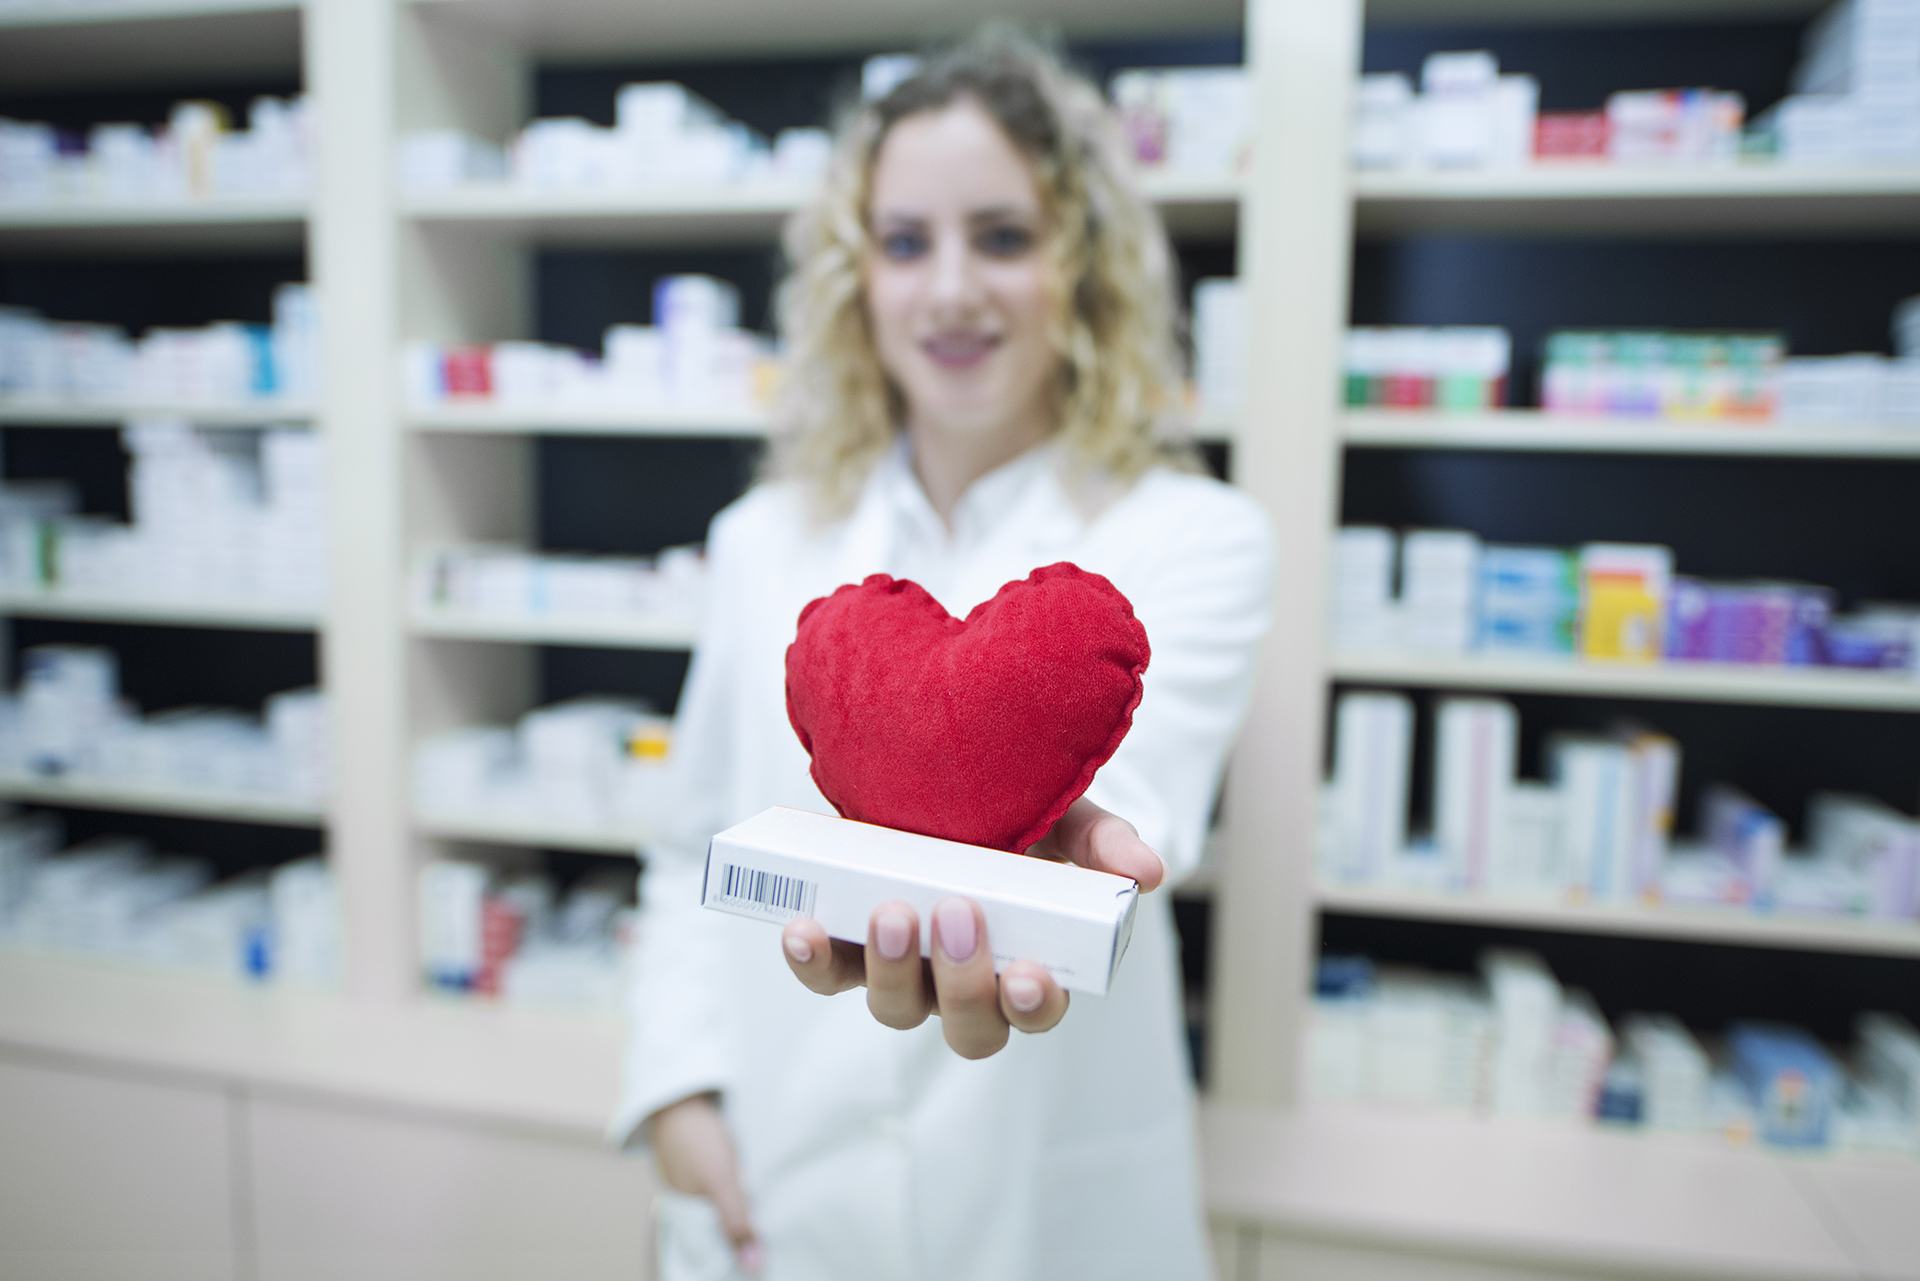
1208;0;1363;1107
310;0;410;1004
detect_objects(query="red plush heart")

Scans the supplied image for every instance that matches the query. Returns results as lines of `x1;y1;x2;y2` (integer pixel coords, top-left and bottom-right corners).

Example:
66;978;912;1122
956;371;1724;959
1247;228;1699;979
784;562;1150;854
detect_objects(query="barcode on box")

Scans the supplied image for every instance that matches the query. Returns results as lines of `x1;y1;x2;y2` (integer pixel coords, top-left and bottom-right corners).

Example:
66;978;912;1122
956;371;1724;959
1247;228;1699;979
712;862;819;919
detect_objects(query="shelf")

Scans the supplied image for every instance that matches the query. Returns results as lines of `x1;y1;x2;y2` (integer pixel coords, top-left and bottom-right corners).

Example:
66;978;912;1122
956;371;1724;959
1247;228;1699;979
0;950;621;1134
1342;409;1920;458
1330;653;1920;713
1201;1100;1909;1281
0;399;316;428
406;0;1242;59
415;809;646;854
401;172;1239;245
410;606;698;650
0;773;323;827
1364;0;1825;24
0;0;300;93
407;403;770;438
1316;883;1920;958
1353;164;1920;238
0;199;309;253
0;590;319;632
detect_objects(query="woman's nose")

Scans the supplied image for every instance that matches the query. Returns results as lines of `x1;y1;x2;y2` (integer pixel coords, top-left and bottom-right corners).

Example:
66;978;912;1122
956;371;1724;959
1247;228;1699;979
928;231;981;310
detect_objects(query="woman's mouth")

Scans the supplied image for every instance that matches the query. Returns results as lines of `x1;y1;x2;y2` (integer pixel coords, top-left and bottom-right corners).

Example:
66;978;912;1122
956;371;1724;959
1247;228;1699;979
922;332;998;371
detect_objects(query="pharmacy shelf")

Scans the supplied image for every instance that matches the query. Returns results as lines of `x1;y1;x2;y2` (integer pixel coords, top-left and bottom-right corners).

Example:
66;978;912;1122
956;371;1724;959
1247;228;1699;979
410;401;1242;444
414;809;646;855
406;0;1242;59
1353;164;1920;238
410;605;698;650
407;403;770;438
0;0;300;92
1201;1101;1914;1281
0;399;317;428
0;773;324;827
0;590;319;632
1330;653;1920;713
1342;409;1920;458
0;950;622;1134
1363;0;1824;23
0;198;309;253
401;172;1239;245
1316;882;1920;959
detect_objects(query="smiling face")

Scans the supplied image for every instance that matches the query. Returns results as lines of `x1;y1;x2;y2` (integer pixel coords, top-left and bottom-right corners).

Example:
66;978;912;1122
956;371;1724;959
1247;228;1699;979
862;97;1061;462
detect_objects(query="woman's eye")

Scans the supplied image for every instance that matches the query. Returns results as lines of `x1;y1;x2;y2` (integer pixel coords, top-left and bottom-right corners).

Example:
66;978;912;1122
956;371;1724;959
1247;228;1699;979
977;224;1034;257
880;230;927;260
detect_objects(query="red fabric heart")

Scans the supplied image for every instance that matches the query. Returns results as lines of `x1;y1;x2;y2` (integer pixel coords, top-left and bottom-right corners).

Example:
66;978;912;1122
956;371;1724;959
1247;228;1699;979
785;561;1150;854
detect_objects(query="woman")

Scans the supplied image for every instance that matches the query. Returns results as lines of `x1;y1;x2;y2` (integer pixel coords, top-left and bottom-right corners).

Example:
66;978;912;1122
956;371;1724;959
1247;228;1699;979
615;32;1275;1281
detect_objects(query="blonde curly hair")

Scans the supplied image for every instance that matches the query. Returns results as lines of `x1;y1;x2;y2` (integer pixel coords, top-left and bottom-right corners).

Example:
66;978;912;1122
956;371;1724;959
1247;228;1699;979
772;29;1192;519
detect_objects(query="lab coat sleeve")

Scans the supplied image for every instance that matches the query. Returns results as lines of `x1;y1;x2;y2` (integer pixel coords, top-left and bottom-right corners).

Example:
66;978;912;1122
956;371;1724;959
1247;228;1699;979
1082;478;1276;883
608;505;752;1151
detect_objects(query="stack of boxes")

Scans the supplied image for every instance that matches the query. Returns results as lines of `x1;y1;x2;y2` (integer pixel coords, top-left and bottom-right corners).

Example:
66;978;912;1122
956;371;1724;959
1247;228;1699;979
1328;525;1920;674
414;696;674;834
1310;951;1920;1155
0;96;311;205
1755;0;1920;164
1110;66;1251;177
1321;684;1920;921
0;644;329;802
419;860;635;1012
0;816;339;987
1353;52;1537;172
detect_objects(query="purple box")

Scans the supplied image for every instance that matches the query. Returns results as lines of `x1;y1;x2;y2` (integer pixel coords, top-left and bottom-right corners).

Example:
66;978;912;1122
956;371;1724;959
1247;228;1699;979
1665;577;1711;660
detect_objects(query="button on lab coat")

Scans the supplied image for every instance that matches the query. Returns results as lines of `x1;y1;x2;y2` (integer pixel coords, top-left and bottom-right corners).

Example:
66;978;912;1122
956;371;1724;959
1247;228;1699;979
615;442;1276;1281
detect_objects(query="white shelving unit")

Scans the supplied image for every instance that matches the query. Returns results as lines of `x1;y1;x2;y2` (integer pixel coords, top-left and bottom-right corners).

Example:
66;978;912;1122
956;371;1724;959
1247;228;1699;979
0;589;319;632
409;606;699;650
1344;408;1920;457
414;809;646;854
0;199;309;252
402;172;1243;242
1331;652;1920;712
0;773;323;827
407;403;769;438
0;399;317;428
1354;163;1920;236
1316;882;1920;958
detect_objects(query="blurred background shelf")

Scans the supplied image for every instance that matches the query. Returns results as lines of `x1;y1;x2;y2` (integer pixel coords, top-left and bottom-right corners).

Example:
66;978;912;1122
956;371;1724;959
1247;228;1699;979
1342;409;1920;457
1316;883;1920;958
0;950;620;1134
414;810;646;855
1201;1101;1915;1281
1329;653;1920;712
410;606;698;650
401;171;1239;244
0;0;300;92
1353;165;1920;237
0;773;323;827
407;403;770;438
0;591;319;632
402;0;1245;59
0;399;316;427
0;199;309;252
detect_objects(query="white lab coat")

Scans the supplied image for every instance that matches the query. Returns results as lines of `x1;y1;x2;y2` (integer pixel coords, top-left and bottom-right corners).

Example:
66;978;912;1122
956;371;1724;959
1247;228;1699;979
614;440;1275;1281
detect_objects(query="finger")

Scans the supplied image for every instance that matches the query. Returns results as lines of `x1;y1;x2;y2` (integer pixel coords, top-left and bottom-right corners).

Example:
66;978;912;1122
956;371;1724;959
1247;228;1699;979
782;917;865;995
1050;797;1166;892
865;901;933;1029
998;959;1069;1034
929;896;1008;1059
701;1154;762;1275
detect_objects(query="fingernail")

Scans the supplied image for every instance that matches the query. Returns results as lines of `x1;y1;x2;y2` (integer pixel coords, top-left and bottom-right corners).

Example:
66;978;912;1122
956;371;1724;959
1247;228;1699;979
934;897;976;962
783;934;813;965
1005;975;1043;1012
737;1241;765;1274
875;908;912;961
